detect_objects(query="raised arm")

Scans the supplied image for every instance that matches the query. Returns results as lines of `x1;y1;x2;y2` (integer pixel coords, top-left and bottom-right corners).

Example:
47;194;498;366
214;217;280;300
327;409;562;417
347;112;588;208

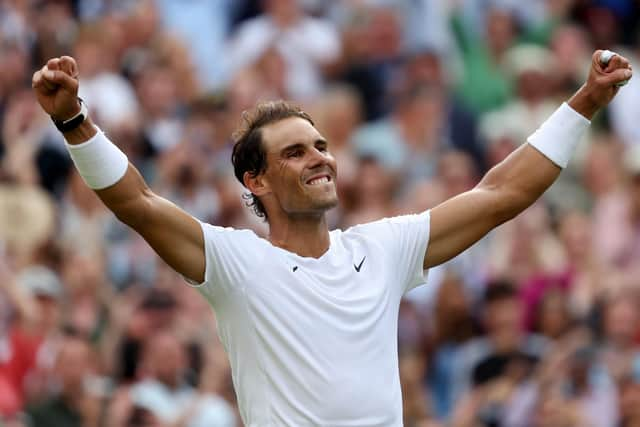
424;50;633;269
32;56;205;283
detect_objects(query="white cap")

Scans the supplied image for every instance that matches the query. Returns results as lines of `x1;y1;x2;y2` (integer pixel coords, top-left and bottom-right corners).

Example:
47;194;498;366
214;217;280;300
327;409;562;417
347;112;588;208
503;44;554;79
17;265;63;300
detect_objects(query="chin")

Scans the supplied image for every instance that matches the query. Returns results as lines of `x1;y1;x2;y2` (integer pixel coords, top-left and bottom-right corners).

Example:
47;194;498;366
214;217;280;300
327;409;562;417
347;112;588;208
317;198;339;211
316;192;339;209
302;196;339;215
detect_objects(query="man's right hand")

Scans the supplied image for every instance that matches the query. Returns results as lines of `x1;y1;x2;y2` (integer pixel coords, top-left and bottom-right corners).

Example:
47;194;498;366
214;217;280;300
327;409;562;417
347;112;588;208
31;56;81;122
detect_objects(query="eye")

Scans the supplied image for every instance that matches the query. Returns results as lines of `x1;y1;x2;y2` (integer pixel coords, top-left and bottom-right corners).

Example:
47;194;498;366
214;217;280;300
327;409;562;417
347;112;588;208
287;150;303;158
315;142;329;153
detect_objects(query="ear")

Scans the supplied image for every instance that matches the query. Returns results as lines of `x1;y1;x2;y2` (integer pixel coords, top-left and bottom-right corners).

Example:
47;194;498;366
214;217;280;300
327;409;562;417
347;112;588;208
243;171;271;197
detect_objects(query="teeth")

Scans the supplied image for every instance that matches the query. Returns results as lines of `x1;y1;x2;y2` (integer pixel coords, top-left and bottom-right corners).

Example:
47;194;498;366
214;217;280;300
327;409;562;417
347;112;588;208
308;176;329;185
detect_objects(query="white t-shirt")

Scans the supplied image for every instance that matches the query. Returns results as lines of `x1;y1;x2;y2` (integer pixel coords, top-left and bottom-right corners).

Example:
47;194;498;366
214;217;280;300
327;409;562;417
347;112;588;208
227;16;341;100
192;211;431;427
130;379;236;427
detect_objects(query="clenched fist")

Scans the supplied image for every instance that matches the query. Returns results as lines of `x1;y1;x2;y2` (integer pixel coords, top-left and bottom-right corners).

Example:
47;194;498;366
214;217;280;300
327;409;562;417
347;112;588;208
569;49;633;119
31;56;81;122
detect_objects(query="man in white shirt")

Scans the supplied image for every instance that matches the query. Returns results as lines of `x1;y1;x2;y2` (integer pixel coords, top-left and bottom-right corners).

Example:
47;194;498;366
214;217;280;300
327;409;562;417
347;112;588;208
31;50;631;426
129;331;236;427
228;0;341;100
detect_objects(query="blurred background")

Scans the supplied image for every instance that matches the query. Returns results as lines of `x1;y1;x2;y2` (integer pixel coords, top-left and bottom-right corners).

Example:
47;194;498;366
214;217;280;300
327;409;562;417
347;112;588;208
2;0;640;426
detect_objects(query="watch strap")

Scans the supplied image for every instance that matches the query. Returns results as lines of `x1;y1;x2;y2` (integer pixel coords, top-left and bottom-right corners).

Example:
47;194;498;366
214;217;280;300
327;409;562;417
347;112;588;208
52;98;88;133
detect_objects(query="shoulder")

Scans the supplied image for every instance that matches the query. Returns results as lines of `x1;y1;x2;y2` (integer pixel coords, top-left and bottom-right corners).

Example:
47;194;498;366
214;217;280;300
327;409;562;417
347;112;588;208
339;212;431;251
346;211;431;234
199;222;273;261
200;223;260;243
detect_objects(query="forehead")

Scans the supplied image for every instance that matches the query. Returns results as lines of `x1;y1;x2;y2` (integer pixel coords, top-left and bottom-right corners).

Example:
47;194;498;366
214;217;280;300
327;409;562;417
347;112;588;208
261;117;323;152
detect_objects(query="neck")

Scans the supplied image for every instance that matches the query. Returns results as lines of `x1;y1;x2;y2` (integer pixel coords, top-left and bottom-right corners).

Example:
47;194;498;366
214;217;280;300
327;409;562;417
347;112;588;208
268;214;331;258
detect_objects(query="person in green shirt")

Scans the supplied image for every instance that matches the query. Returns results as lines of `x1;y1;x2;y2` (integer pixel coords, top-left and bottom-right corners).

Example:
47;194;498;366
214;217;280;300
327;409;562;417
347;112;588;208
451;6;517;114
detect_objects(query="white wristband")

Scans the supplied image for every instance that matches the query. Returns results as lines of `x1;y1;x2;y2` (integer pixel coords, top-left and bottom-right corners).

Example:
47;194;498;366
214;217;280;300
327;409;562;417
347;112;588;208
526;102;590;168
65;128;129;189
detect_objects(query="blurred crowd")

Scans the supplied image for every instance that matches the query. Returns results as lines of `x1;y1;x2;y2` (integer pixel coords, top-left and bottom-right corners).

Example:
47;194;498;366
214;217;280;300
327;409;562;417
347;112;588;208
2;0;640;426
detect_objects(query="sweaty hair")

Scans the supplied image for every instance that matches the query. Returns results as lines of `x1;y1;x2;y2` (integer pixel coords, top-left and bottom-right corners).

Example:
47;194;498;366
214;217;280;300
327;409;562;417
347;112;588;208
231;100;314;219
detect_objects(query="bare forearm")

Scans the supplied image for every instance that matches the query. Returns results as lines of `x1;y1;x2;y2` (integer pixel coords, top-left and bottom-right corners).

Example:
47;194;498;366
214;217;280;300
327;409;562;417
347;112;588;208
61;119;149;227
478;144;561;223
95;164;153;228
568;84;604;120
33;56;206;282
478;87;599;223
61;118;153;226
425;50;632;269
425;143;564;268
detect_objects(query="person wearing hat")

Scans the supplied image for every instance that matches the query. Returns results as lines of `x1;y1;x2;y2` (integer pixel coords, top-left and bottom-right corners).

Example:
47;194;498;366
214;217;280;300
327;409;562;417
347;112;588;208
0;266;64;419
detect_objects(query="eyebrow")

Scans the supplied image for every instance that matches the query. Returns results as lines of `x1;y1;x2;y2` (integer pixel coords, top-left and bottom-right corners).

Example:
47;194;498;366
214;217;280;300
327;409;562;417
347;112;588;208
279;139;328;155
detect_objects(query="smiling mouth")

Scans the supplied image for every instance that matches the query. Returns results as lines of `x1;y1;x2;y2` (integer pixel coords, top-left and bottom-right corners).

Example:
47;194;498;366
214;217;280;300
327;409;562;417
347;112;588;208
305;175;332;186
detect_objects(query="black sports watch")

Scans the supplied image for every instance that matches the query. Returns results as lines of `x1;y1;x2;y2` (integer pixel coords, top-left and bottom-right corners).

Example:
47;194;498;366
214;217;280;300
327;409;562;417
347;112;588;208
52;98;88;133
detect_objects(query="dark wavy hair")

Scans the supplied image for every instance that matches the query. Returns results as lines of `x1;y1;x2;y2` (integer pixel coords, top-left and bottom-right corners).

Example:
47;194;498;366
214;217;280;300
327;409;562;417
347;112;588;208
231;100;314;219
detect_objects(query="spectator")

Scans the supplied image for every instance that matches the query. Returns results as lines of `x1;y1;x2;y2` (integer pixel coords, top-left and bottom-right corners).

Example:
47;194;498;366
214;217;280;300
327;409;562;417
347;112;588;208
450;5;518;114
2;2;640;425
24;334;102;427
451;281;547;405
328;4;403;120
351;82;450;182
74;24;140;133
340;156;396;227
124;331;235;427
425;273;476;420
4;266;66;409
599;290;640;386
154;0;234;91
228;0;341;100
529;288;574;340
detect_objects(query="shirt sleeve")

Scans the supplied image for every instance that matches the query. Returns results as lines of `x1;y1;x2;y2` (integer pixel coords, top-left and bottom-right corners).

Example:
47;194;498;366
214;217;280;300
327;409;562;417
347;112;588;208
185;221;258;302
351;210;431;294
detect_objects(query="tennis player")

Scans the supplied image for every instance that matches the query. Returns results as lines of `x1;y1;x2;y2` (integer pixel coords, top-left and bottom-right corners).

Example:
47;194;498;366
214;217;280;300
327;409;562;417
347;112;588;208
32;50;631;426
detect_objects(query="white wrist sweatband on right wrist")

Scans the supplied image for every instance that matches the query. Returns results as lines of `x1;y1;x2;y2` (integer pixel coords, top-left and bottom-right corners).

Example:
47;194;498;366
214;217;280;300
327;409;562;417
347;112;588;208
65;128;129;189
526;102;591;169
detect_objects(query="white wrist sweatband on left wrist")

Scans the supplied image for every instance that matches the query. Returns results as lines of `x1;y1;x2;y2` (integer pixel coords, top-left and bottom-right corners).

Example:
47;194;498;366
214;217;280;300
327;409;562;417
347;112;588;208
65;127;129;189
526;102;590;168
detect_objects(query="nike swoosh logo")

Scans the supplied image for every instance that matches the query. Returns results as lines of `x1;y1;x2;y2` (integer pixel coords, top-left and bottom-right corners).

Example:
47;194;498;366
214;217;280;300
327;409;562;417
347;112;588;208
354;256;366;272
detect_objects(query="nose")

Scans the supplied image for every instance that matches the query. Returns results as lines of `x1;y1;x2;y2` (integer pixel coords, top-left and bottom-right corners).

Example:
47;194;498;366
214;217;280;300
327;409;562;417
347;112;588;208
308;147;332;169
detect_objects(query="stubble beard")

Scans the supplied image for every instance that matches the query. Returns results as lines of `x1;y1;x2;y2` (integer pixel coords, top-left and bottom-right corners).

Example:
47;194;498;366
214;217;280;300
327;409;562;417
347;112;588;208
291;189;339;217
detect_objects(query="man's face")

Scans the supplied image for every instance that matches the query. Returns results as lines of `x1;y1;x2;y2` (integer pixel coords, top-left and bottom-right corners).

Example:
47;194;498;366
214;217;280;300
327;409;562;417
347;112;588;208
145;334;185;388
485;297;523;351
54;339;92;393
605;298;639;347
259;117;338;217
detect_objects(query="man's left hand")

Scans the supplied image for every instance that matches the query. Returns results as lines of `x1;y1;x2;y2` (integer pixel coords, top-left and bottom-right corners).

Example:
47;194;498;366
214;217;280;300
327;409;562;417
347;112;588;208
569;49;633;119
